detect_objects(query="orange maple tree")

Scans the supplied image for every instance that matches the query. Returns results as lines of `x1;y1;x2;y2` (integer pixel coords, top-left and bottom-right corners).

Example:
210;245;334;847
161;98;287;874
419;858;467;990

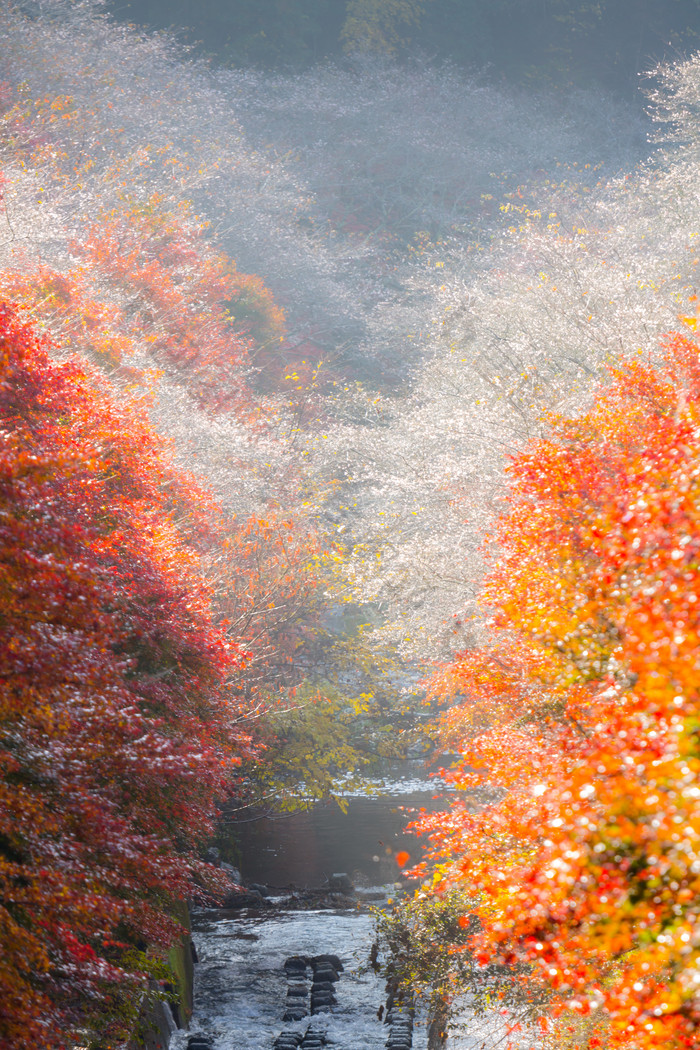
0;302;257;1048
420;323;700;1049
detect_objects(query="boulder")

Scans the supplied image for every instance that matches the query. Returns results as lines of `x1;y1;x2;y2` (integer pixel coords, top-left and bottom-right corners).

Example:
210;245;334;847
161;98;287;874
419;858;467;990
222;889;266;909
326;873;354;895
219;861;241;882
249;882;270;897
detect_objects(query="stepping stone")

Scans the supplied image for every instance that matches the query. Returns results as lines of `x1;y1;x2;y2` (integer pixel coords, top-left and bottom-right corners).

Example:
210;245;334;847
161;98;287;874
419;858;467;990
312;967;338;982
283;1008;309;1021
314;954;343;971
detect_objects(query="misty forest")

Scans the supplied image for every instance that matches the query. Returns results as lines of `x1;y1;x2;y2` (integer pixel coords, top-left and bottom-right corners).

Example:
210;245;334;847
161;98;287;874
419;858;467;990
4;2;700;1049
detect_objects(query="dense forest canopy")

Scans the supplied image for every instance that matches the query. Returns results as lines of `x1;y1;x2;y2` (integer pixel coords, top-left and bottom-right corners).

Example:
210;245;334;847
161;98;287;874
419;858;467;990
109;0;700;91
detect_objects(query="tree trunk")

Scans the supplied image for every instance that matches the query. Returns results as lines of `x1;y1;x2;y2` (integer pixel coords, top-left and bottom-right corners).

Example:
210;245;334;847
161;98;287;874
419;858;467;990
427;999;449;1050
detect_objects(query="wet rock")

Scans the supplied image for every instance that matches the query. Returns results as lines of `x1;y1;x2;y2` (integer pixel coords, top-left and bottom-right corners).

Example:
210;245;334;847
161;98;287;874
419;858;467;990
287;984;308;997
284;955;309;973
274;1036;302;1050
250;882;270;897
187;1039;213;1050
312;961;339;977
223;888;268;908
304;1024;327;1038
315;953;343;971
283;1007;309;1021
326;873;354;895
312;968;338;984
280;890;355;911
219;861;242;882
311;980;334;993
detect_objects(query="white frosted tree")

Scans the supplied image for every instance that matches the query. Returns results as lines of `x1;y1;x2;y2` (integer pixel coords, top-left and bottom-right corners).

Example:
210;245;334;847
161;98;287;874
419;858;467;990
6;0;700;680
309;51;700;660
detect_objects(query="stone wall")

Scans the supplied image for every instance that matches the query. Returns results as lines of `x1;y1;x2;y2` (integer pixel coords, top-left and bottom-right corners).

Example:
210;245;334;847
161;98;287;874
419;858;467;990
127;901;195;1050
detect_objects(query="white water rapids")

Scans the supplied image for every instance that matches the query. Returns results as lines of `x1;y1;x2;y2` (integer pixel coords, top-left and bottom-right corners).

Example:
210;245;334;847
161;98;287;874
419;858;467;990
172;902;533;1050
171;770;539;1050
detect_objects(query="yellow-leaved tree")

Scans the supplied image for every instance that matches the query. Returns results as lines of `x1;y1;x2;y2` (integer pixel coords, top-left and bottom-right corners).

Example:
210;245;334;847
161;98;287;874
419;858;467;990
341;0;427;54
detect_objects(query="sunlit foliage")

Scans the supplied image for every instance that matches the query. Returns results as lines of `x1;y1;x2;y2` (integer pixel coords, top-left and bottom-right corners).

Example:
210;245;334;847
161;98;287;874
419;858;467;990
420;323;700;1048
0;304;252;1048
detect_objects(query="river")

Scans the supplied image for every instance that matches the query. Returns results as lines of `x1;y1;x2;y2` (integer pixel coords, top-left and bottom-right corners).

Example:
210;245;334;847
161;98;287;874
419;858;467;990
170;768;538;1050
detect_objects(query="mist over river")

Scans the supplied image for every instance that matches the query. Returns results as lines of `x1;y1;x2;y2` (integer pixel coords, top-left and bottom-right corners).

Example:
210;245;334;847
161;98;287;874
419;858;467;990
231;766;448;889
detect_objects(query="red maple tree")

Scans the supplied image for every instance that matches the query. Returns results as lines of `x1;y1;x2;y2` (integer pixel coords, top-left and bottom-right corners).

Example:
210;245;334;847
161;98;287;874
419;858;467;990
0;302;254;1048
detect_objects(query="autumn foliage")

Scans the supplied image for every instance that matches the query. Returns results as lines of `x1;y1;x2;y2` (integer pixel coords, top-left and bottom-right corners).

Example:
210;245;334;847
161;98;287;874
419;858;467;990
421;324;700;1049
0;303;256;1048
0;45;338;1045
0;196;286;414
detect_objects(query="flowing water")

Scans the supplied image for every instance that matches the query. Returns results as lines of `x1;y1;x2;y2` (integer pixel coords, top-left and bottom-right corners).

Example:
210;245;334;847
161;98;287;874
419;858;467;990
171;767;537;1050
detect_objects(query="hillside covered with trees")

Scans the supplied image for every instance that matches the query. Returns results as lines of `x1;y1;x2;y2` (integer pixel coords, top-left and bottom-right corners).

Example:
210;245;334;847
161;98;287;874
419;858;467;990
3;1;700;1048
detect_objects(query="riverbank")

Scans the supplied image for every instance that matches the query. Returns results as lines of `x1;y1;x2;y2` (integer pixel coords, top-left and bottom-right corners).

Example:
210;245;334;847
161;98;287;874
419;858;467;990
127;901;196;1050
